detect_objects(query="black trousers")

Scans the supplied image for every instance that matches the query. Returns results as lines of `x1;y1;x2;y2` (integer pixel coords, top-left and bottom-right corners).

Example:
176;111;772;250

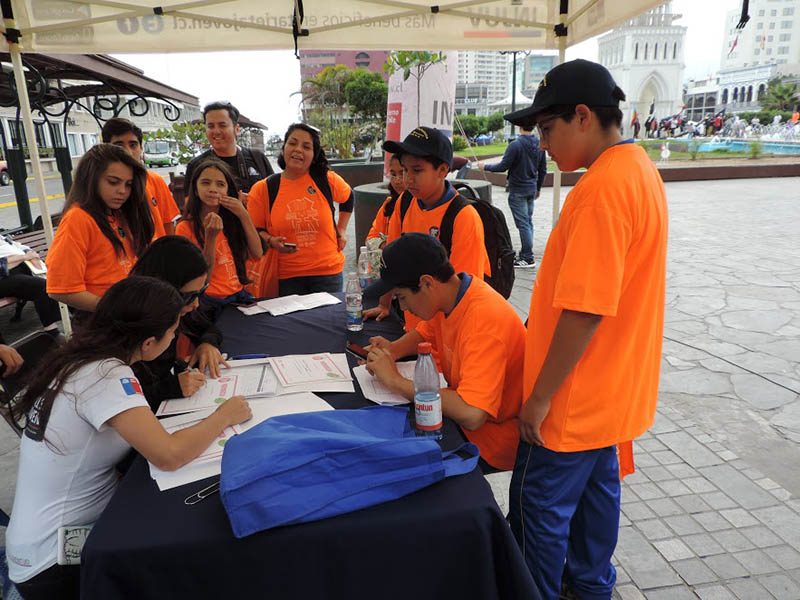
14;563;80;600
0;265;60;327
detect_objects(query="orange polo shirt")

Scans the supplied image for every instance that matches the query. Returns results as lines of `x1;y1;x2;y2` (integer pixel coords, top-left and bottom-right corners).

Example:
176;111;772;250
145;170;180;231
176;220;243;298
416;276;525;471
248;171;352;280
387;189;490;331
525;142;668;452
46;206;137;297
367;195;393;241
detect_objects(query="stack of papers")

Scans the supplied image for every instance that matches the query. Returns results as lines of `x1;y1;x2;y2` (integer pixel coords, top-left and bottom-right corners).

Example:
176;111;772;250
149;392;334;491
352;361;448;406
237;292;340;316
156;358;278;417
156;354;354;417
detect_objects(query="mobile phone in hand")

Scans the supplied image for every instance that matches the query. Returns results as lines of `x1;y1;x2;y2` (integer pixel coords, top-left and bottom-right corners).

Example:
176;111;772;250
283;242;297;249
345;341;369;359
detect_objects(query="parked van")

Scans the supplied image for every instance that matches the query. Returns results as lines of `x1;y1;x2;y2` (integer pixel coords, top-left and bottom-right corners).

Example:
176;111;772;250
143;139;178;167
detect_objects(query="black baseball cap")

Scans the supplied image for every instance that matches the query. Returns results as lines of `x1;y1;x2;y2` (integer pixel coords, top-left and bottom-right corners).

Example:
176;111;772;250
363;232;452;299
382;127;453;167
504;59;624;127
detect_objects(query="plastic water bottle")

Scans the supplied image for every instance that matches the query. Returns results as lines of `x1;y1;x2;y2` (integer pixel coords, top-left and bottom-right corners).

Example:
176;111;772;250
357;246;372;289
413;342;442;440
345;272;363;332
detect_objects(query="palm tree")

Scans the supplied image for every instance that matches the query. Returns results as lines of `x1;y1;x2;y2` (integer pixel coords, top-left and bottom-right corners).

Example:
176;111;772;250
761;77;798;112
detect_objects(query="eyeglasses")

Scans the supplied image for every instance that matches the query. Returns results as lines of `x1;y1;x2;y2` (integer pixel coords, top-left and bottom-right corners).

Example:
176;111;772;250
536;112;572;142
181;283;209;305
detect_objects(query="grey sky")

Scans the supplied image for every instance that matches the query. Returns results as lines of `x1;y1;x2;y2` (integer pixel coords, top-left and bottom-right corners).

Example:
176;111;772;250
114;0;740;136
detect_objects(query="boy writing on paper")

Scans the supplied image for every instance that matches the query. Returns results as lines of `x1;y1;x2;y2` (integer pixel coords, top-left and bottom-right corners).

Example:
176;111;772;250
363;233;524;473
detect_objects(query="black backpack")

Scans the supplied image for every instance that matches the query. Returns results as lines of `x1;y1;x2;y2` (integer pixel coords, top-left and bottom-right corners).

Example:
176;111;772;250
399;182;515;299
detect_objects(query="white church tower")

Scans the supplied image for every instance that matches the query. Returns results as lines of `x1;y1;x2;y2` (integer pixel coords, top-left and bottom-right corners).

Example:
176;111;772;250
597;2;686;132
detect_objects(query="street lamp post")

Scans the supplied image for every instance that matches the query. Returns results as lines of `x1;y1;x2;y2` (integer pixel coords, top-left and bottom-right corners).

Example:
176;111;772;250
501;50;529;141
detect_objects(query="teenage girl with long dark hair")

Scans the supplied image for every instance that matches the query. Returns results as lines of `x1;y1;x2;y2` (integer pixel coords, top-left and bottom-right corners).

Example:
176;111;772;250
6;276;250;599
46;144;159;312
176;158;262;313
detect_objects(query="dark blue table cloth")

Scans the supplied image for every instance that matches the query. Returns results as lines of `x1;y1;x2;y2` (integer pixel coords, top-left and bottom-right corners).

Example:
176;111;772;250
80;298;539;600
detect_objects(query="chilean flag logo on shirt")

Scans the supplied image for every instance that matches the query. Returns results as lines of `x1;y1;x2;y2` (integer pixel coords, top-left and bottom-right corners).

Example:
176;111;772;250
120;377;143;396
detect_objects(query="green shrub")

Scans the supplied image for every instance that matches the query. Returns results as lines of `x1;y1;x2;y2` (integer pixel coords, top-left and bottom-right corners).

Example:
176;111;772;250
688;139;700;161
748;139;763;159
452;134;468;152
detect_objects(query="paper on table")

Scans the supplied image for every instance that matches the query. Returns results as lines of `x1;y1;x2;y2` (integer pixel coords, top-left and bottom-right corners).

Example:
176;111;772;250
150;393;333;491
273;353;354;395
270;352;351;387
236;292;340;317
352;361;448;406
156;359;277;417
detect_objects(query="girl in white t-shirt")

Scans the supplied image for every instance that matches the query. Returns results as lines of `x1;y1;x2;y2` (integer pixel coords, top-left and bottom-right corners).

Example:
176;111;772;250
6;276;251;599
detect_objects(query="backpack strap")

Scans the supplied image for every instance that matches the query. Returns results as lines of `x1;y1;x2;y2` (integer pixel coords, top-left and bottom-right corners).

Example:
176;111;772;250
398;190;414;224
437;193;469;255
267;173;282;212
309;169;336;220
387;190;412;218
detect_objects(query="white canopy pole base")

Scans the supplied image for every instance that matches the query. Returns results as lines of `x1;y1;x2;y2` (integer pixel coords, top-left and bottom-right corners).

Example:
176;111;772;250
9;41;72;337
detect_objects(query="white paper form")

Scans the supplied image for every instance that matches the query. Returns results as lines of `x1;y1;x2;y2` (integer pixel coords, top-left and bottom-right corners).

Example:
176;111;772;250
270;352;351;387
352;362;448;406
273;353;355;395
149;393;333;491
236;292;340;317
156;359;277;417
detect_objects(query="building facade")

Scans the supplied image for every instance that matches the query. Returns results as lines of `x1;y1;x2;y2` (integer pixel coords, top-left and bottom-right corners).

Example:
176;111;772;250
456;51;509;104
683;77;720;122
515;54;557;96
0;89;201;171
455;83;490;117
299;50;391;83
597;1;686;131
721;0;800;70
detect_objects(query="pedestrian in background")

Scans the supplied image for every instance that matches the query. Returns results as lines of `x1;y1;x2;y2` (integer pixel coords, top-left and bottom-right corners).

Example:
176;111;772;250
478;125;547;268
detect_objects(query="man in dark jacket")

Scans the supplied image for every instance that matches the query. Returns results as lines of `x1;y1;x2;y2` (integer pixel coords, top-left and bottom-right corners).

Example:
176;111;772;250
478;126;547;268
184;101;274;202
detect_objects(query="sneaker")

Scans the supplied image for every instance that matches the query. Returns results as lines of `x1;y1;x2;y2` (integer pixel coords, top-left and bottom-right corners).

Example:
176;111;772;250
514;258;535;269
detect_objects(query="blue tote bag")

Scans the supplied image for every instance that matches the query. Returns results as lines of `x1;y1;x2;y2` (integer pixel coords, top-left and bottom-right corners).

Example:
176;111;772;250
220;406;479;538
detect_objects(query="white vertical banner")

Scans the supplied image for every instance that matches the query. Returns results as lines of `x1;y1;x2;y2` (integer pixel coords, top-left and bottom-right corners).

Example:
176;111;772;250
385;52;458;143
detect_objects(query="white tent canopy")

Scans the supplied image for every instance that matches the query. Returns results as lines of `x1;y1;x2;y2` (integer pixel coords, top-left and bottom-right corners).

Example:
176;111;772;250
4;0;664;53
0;0;664;335
491;89;534;108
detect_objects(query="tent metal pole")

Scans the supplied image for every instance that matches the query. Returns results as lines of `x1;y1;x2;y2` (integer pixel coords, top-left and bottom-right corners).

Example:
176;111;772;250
551;6;568;226
8;42;72;336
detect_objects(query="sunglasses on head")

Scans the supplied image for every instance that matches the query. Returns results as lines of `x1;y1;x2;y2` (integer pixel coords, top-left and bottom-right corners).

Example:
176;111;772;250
181;283;209;305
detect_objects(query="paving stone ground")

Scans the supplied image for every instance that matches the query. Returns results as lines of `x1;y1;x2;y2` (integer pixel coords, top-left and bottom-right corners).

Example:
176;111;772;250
1;175;800;599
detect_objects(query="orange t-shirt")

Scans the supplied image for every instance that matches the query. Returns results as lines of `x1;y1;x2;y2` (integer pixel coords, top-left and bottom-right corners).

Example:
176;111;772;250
416;276;525;471
176;220;243;298
367;195;393;241
46;206;137;297
525;143;668;452
247;171;352;280
387;189;490;331
146;170;180;230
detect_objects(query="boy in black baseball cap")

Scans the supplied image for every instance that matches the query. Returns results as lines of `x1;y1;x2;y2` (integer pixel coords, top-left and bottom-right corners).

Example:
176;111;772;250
364;233;525;473
507;59;669;600
364;128;490;326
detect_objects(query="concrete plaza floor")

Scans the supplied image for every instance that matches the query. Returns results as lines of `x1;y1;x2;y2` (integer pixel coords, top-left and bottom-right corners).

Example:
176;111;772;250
1;175;799;599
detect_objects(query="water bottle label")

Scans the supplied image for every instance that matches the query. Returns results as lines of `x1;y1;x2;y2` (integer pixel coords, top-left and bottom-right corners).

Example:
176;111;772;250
415;397;442;430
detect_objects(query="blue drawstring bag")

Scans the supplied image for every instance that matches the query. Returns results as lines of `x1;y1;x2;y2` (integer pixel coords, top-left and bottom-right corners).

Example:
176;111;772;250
220;405;479;538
